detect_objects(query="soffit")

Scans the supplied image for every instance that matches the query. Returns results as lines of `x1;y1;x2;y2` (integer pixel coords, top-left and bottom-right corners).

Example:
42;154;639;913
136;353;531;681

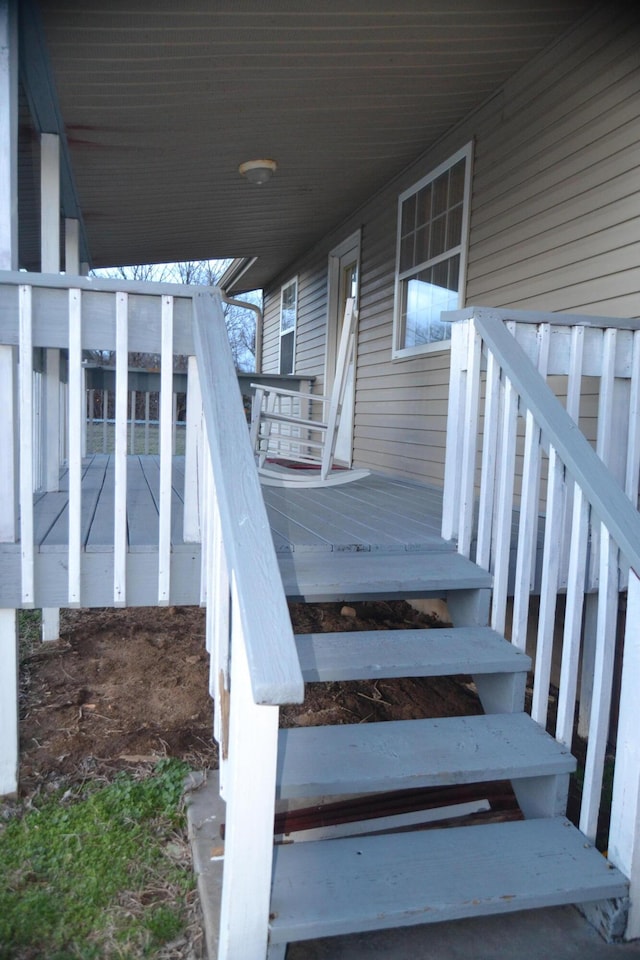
30;0;596;289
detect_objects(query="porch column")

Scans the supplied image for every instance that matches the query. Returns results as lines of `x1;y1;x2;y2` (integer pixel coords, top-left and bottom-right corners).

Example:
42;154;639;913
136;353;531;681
65;216;80;274
0;0;19;796
41;133;62;642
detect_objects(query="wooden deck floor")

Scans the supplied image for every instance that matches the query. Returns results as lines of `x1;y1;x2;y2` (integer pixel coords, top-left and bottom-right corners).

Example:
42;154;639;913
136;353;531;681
32;457;448;554
0;457;452;608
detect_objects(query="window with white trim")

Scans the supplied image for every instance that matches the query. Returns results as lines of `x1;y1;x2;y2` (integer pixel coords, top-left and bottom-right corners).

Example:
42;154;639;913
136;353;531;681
279;277;297;374
393;143;473;358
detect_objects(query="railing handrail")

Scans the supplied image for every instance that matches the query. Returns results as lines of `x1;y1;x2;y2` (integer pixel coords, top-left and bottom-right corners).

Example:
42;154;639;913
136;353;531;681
451;306;640;574
448;304;640;332
192;288;304;705
0;268;211;299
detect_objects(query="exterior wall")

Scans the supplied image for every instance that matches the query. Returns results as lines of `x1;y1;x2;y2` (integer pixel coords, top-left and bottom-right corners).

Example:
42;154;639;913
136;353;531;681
262;4;640;485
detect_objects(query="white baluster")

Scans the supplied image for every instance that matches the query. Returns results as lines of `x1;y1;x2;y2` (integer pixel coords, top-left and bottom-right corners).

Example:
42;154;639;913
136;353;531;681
67;289;82;606
114;292;128;607
158;296;174;605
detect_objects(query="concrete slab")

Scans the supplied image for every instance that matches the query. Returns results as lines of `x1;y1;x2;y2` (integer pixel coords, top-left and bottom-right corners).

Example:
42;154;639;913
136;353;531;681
186;771;640;960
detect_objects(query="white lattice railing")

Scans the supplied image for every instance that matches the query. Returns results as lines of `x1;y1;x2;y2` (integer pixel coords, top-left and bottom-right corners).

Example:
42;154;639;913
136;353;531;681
443;306;640;939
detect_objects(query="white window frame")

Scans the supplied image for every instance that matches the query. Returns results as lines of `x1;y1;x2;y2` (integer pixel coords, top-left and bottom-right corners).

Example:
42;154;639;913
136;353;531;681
278;276;298;374
392;141;473;360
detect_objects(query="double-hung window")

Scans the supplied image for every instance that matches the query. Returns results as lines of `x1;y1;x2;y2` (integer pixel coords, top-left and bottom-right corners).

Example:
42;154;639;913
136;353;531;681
393;142;473;358
279;277;297;374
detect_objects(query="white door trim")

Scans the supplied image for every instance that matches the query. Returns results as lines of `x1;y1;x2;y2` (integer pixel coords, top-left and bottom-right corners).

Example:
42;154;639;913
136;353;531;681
326;229;361;465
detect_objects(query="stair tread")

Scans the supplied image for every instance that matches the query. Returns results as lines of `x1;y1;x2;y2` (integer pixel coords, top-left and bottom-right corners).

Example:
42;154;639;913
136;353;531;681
277;712;574;799
295;626;531;682
279;549;492;601
269;817;628;943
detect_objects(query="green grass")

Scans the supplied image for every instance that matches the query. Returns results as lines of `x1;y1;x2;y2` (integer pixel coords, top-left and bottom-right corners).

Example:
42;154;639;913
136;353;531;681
0;759;194;959
18;609;42;659
85;422;186;456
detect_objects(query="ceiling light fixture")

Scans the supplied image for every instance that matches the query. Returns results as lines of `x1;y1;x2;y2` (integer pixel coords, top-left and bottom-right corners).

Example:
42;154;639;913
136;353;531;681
238;159;277;185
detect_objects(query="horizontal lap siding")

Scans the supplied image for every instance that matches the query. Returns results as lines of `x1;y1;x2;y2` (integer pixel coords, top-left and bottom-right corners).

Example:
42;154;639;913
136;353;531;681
466;7;640;318
262;4;640;484
262;295;280;373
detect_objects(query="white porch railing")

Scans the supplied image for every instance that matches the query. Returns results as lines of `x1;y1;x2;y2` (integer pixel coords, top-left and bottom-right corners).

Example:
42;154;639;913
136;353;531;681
191;289;304;958
443;306;640;939
0;272;304;956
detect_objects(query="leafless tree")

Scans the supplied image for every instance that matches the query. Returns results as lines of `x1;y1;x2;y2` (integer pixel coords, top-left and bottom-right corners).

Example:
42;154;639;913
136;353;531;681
89;260;260;372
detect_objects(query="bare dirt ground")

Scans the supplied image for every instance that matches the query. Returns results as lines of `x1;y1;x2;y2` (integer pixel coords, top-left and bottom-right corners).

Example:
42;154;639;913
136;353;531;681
18;600;481;794
9;601;483;958
10;601;605;958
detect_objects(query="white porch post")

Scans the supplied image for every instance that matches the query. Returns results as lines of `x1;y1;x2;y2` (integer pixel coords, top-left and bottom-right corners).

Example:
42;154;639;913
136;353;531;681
0;0;19;796
41;132;62;641
65;216;80;274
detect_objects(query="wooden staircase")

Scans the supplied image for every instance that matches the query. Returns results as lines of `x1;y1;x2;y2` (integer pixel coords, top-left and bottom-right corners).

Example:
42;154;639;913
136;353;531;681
266;550;628;957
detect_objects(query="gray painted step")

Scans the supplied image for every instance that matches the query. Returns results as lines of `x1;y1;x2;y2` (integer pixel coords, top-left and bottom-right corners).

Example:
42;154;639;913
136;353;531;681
276;712;574;799
295;626;531;682
279;550;492;601
269;817;628;944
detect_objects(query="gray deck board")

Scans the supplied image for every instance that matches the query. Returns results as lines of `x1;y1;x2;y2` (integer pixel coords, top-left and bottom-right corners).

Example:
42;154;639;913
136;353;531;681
27;462;448;556
276;712;575;799
85;459;116;551
295;627;531;683
137;456;189;551
5;464;462;606
263;500;334;553
126;455;161;552
262;475;446;553
269;818;628;943
284;486;429;550
265;485;409;551
40;456;109;551
315;477;443;535
279;550;491;602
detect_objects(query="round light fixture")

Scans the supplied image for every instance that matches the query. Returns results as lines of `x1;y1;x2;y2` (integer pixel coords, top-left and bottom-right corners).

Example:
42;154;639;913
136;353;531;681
238;159;277;185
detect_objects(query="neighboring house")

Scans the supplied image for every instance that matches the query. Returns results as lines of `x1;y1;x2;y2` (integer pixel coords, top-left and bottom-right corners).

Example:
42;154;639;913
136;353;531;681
250;3;640;487
2;2;640;959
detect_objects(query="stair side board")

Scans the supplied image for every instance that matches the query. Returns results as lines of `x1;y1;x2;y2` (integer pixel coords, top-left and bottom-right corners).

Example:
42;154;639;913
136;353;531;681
276;712;575;800
269;818;628;944
295;626;531;683
279;550;493;602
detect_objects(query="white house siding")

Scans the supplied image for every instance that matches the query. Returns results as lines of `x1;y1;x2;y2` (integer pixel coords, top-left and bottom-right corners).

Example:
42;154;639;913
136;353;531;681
262;4;640;485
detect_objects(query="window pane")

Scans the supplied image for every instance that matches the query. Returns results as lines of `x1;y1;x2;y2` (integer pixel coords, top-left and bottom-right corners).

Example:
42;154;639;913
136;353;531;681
448;254;460;290
448;159;466;206
446;203;463;249
279;329;294;374
414;225;430;268
281;282;296;333
416;185;431;230
399;256;459;350
432;171;449;217
433;258;449;289
430;213;447;259
400;233;414;272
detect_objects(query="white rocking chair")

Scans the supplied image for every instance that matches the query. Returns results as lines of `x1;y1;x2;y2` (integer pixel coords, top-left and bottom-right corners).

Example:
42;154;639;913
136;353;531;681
250;298;370;487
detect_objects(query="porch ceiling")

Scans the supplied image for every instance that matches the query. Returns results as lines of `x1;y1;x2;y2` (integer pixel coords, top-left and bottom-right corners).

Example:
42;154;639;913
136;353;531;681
27;0;595;289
